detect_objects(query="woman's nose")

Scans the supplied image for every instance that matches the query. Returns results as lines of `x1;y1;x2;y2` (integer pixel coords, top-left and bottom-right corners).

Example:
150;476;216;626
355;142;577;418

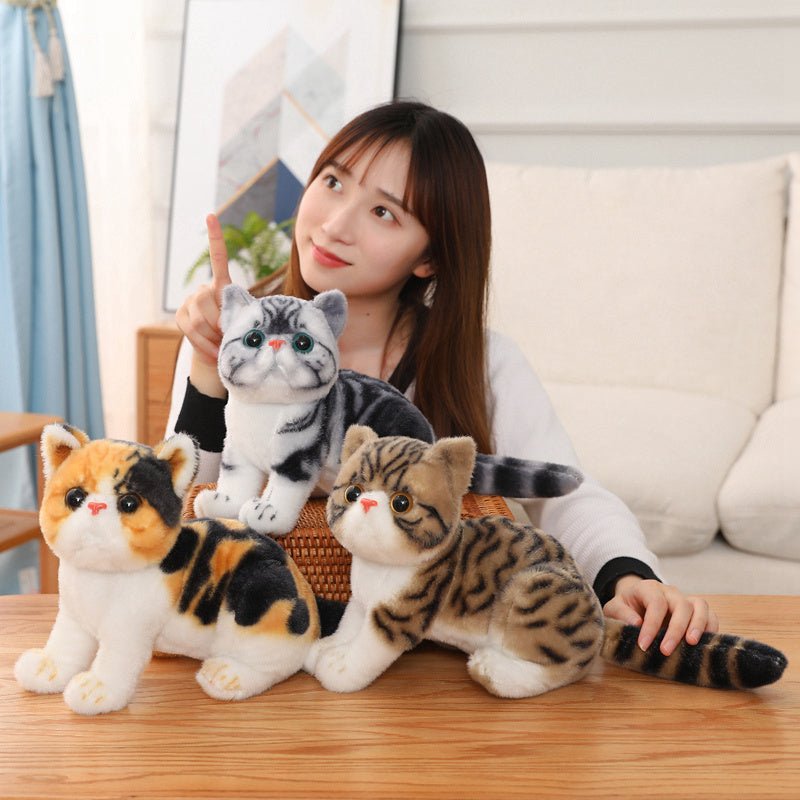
321;203;356;243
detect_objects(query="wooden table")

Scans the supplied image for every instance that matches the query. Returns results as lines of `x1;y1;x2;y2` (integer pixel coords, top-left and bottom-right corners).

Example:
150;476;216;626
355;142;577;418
1;595;797;799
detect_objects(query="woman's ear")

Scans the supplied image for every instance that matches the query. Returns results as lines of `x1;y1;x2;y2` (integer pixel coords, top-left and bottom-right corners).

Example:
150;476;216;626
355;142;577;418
412;258;435;279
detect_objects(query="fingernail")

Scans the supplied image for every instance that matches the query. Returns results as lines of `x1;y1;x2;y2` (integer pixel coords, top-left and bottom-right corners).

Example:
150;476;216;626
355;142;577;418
660;639;675;656
688;628;701;644
638;636;651;652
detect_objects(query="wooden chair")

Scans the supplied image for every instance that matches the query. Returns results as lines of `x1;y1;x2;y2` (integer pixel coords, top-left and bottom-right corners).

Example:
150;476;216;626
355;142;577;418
0;412;62;593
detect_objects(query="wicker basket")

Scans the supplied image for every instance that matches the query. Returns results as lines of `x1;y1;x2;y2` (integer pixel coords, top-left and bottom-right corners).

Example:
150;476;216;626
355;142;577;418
183;484;512;602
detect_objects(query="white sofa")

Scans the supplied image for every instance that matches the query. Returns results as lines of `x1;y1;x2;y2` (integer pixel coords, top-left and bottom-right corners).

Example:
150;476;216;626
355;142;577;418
486;155;800;596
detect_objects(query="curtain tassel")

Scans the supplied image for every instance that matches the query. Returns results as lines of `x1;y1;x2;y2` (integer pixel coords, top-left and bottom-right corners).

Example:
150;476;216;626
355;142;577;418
26;5;52;97
47;26;64;81
31;35;54;97
45;4;64;81
24;1;63;97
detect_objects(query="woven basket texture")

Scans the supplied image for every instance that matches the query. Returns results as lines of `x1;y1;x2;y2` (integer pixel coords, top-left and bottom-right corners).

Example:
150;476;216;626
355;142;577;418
183;484;512;602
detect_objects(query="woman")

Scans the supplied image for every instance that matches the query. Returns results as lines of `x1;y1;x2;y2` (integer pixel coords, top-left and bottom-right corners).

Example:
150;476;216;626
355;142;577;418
170;100;718;657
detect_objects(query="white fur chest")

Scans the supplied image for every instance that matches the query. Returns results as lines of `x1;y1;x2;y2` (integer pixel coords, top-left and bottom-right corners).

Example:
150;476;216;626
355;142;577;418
59;563;172;639
225;398;285;466
225;397;323;469
349;556;418;608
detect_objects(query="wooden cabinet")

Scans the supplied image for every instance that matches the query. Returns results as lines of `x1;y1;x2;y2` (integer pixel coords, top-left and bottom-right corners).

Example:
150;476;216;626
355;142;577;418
136;325;183;445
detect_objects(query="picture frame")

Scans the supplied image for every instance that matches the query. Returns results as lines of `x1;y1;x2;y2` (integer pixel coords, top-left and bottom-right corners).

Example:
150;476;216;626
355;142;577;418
163;0;402;311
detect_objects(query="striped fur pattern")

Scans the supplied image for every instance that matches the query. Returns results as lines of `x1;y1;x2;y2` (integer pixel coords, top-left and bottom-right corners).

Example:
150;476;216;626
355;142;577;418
195;287;583;536
306;427;787;696
14;424;319;715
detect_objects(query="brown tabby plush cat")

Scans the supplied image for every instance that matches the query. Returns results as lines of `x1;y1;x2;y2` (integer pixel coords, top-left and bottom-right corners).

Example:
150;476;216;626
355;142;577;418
305;426;788;697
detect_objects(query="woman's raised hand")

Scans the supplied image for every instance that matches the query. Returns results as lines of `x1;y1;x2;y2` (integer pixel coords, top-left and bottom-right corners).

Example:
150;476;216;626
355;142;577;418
175;214;232;366
175;214;231;397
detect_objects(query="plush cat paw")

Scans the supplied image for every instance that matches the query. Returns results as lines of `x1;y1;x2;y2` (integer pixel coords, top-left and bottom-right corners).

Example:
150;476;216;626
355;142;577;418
312;645;372;693
238;497;296;536
467;648;573;698
193;488;240;519
14;649;73;693
303;639;325;674
196;657;275;701
63;671;131;715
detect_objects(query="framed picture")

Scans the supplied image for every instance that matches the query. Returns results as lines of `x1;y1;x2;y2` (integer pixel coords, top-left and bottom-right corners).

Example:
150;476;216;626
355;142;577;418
163;0;402;311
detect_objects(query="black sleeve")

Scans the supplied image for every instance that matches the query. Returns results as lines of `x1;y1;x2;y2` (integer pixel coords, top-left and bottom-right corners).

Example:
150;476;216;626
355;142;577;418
593;557;661;606
174;378;228;453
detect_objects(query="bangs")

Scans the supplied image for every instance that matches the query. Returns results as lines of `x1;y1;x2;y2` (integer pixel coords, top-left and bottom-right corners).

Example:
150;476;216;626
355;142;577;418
317;133;425;221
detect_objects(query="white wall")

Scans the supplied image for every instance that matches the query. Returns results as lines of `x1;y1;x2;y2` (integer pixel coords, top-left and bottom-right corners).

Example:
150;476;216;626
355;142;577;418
60;0;800;439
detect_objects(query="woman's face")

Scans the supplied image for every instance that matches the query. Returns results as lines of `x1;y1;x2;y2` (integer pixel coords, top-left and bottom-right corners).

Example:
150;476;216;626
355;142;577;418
294;141;433;302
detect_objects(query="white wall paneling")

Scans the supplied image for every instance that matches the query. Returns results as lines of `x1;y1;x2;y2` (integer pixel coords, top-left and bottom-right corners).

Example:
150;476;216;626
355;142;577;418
59;0;800;438
399;0;800;166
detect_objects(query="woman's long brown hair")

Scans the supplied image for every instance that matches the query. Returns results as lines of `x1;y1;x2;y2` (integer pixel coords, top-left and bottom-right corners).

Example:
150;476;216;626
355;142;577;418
251;101;493;453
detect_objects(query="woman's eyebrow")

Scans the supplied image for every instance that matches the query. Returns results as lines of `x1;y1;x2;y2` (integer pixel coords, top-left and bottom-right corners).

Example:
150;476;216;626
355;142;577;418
377;188;409;212
327;158;410;213
328;159;351;175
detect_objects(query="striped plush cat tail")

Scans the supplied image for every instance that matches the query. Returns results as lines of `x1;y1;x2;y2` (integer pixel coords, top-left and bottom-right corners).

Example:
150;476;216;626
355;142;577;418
601;618;787;689
470;454;583;499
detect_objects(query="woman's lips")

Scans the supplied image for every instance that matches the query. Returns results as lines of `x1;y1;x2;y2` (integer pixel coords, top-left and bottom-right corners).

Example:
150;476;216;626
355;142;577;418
312;243;350;268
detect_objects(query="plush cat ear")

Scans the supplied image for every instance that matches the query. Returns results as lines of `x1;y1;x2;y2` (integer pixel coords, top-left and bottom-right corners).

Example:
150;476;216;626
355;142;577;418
427;437;477;499
220;285;255;332
153;433;199;499
40;424;91;481
341;425;379;463
312;289;347;339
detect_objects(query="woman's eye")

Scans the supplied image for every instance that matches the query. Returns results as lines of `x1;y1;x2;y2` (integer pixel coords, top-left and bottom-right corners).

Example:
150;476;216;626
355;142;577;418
344;485;363;504
243;329;265;348
390;493;413;514
292;332;314;353
118;494;141;514
65;487;86;510
374;206;397;223
323;174;342;192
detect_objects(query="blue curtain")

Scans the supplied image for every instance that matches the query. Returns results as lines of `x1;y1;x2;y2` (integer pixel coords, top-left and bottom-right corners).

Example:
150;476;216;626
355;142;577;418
0;1;103;589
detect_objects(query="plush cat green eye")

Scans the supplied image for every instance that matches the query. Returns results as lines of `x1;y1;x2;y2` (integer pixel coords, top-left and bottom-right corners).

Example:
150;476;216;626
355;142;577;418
117;494;141;514
243;329;265;348
390;492;413;514
65;487;86;510
344;485;363;503
292;332;314;353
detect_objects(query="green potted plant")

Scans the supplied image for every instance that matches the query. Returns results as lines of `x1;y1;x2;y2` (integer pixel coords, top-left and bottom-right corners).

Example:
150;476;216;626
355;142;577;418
186;211;294;284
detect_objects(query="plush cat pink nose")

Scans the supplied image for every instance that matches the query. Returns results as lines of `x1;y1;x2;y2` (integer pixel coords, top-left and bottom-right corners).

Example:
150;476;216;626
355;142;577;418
267;339;285;350
360;498;378;513
88;502;107;516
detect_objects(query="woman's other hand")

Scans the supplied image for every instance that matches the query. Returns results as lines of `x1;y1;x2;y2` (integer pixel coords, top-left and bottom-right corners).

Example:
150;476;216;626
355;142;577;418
603;576;719;657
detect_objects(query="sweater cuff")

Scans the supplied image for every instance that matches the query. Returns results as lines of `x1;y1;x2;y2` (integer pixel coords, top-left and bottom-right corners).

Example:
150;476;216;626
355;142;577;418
593;557;661;606
174;378;227;453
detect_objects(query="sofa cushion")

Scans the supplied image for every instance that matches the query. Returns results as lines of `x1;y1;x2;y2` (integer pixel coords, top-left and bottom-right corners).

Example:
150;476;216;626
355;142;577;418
777;155;800;400
718;398;800;561
486;157;788;415
545;383;755;556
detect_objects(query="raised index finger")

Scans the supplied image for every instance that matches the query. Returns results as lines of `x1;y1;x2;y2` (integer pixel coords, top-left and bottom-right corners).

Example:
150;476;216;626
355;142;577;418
206;213;232;302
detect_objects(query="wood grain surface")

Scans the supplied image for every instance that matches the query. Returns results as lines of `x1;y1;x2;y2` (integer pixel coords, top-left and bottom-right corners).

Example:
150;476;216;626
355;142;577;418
1;594;797;799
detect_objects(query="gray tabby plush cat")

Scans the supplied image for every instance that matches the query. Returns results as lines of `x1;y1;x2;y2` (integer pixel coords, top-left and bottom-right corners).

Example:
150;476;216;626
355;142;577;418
194;287;582;535
306;426;787;696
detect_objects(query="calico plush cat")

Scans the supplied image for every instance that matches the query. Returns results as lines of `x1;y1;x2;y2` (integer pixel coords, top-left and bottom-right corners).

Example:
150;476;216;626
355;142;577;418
194;287;582;535
14;424;326;715
305;426;788;696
